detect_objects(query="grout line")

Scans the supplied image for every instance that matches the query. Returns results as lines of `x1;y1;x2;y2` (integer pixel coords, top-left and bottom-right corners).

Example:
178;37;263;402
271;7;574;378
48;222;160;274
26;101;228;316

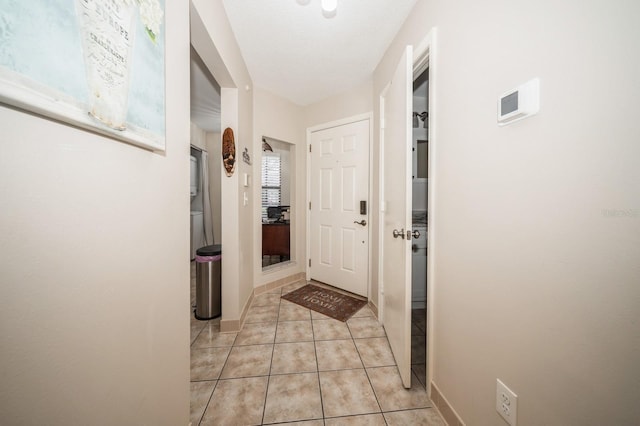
347;315;384;418
196;380;217;426
310;315;326;421
260;296;281;425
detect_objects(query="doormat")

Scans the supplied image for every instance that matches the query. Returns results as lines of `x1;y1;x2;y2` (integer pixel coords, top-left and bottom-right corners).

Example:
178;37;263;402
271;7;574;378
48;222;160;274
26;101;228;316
281;284;367;322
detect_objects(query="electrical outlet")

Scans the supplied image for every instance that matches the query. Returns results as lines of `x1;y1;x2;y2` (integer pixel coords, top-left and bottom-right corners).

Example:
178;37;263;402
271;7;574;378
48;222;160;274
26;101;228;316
496;379;518;426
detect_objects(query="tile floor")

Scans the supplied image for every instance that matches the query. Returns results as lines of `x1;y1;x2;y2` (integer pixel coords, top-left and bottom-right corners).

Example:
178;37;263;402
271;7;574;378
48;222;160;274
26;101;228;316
411;308;428;390
190;263;444;425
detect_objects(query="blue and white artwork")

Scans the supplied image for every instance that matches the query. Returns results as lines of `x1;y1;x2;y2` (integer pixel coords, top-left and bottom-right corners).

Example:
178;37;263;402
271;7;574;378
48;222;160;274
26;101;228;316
0;0;165;151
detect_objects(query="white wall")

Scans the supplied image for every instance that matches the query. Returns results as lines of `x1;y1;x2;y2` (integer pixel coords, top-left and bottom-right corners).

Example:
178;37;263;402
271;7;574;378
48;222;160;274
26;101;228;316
0;1;190;423
302;79;373;129
374;0;640;424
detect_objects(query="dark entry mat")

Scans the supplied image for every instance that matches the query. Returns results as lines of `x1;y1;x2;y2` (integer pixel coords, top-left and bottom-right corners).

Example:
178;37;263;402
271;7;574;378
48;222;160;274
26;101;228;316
281;284;367;322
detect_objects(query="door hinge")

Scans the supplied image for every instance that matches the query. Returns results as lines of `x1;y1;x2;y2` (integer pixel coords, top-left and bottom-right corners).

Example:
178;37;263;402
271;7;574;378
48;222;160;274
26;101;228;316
309;144;312;153
309;202;311;210
309;259;311;267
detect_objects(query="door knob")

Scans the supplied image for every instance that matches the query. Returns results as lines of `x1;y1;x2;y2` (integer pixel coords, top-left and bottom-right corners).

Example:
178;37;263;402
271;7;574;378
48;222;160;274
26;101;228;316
354;220;367;226
392;228;405;239
411;229;421;239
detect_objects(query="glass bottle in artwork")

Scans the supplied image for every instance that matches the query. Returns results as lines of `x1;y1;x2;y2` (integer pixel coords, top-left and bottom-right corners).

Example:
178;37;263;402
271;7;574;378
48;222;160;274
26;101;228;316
76;0;136;130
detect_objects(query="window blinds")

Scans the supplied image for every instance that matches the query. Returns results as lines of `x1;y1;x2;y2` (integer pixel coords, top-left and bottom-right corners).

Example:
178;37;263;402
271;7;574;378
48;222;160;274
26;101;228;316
262;153;281;221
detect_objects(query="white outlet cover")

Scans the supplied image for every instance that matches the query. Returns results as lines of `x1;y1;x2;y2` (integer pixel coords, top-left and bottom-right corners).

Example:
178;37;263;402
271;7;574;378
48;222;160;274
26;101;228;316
496;379;518;426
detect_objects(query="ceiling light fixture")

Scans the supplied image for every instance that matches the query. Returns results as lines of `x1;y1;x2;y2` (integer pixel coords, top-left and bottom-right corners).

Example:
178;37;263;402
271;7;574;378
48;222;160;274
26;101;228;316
321;0;338;18
297;0;337;19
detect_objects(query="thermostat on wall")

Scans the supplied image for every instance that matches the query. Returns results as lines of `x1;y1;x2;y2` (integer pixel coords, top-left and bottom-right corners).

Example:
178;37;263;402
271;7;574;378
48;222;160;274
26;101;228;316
498;78;540;126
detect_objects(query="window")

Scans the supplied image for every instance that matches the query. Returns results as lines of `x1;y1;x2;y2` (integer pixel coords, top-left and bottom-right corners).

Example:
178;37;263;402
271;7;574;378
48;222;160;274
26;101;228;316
261;152;281;221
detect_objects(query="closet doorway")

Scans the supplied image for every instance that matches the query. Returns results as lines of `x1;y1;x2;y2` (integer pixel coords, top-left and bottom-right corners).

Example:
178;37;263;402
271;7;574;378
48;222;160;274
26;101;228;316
189;46;222;260
410;66;429;388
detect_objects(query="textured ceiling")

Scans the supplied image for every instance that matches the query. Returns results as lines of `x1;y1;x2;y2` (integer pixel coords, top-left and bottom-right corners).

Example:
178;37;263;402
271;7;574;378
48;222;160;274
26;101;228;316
221;0;418;106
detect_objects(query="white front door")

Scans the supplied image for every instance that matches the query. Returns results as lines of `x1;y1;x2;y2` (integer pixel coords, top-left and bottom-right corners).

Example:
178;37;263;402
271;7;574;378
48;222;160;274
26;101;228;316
309;119;370;297
381;45;413;388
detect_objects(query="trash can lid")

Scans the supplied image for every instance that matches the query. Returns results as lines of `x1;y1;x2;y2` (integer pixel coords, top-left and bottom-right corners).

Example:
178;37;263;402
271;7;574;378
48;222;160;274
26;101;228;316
196;244;221;256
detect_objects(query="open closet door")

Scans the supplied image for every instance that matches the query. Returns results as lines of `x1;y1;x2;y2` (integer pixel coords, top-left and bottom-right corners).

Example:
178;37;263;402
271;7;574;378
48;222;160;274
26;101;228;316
381;45;413;388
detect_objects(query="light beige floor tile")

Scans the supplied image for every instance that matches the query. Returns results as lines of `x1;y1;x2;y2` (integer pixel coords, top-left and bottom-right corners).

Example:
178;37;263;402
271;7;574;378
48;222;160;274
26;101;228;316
412;322;423;336
191;316;207;345
263;372;323;424
324;413;386;425
383;408;446;426
246;304;280;323
277;421;324;426
310;309;332;320
315;339;363;371
351;306;375;318
265;287;283;295
412;333;426;365
354;337;396;368
367;366;431;411
200;376;268;426
412;363;427;389
252;293;282;307
271;342;317;375
192;322;237;348
347;317;386;338
275;320;313;343
319;369;380;418
312;319;352;340
281;281;307;295
219;344;273;379
190;347;231;381
234;322;277;346
279;302;312;321
190;381;215;426
412;309;427;333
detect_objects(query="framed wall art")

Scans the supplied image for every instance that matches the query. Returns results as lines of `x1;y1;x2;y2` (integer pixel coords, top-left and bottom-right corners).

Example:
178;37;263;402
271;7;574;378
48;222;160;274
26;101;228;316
0;0;166;151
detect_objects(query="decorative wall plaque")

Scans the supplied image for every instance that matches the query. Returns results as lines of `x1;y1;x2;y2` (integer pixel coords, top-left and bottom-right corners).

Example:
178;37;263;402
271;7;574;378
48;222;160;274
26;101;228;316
242;147;251;165
222;127;236;176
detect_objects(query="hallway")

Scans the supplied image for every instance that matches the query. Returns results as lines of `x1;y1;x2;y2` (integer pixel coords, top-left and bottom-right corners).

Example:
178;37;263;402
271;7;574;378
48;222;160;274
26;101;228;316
189;265;444;425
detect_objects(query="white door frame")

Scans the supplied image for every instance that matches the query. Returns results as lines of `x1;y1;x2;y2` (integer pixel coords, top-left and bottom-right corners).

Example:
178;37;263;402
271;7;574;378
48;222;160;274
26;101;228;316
378;28;437;391
306;112;374;299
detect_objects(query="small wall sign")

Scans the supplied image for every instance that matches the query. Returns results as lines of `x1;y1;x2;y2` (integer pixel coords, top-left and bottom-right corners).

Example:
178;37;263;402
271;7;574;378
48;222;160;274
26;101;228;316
242;147;251;165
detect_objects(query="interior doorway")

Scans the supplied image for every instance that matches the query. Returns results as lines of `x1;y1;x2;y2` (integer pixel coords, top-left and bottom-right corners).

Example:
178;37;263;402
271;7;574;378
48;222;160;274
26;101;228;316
411;66;429;388
261;137;293;268
307;116;371;298
188;45;222;314
189;45;222;253
378;32;435;390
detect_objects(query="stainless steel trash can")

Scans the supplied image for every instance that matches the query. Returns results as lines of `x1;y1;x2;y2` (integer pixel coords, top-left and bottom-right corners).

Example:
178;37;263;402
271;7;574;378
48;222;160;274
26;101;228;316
195;244;221;320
